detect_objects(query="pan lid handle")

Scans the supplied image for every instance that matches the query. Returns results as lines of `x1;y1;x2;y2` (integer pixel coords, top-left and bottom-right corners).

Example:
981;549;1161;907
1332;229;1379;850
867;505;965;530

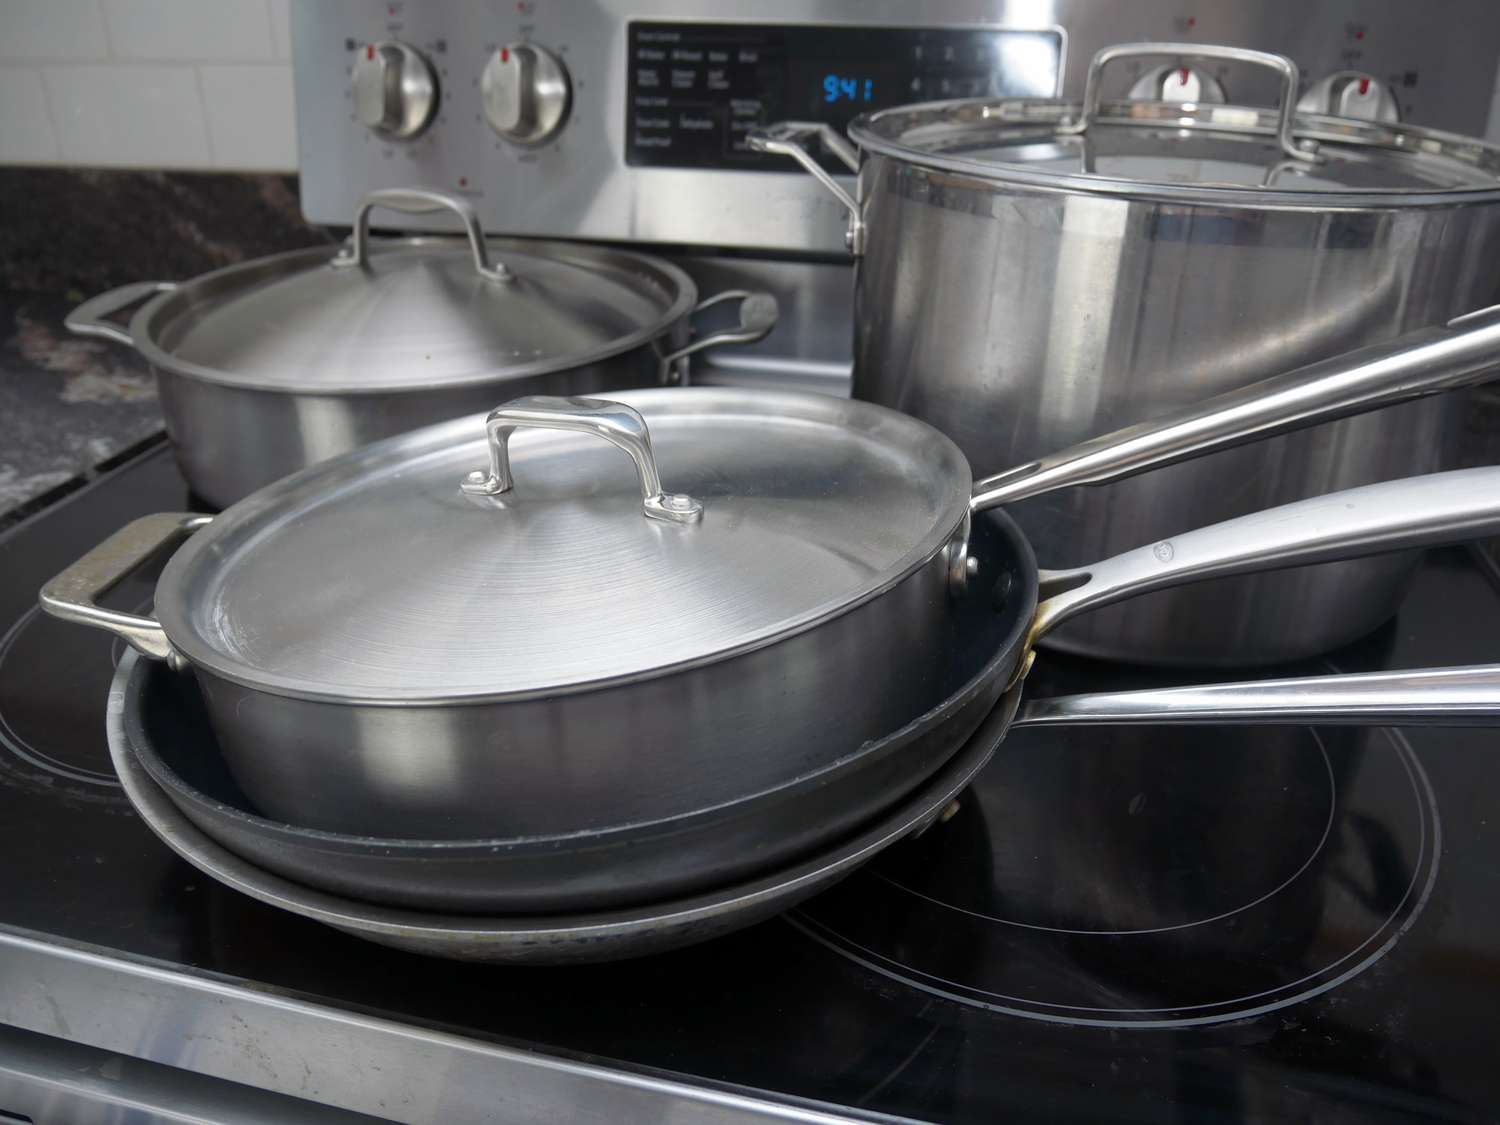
332;188;513;283
461;395;704;524
1059;43;1317;165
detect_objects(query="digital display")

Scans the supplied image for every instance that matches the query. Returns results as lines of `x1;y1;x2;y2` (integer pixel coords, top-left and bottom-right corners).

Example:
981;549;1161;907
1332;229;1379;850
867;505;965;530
823;74;876;104
626;22;1062;171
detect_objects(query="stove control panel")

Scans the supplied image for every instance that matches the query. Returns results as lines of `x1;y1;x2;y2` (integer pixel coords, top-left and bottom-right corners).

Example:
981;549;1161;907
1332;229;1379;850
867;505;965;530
293;0;1500;252
624;23;1060;172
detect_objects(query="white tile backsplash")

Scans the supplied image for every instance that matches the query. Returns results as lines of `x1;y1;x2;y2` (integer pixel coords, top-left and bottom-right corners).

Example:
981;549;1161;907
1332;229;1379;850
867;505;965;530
0;0;296;169
0;0;109;61
44;64;212;166
102;0;273;61
267;0;291;60
0;67;59;160
200;63;295;170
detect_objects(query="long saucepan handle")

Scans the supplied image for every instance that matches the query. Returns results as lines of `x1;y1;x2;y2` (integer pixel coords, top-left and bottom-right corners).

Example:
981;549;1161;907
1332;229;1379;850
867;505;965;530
1013;665;1500;727
969;303;1500;512
1003;467;1500;684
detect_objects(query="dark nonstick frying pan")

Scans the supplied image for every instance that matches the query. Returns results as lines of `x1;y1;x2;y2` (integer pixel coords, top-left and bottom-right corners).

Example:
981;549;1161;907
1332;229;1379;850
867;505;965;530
121;475;1500;917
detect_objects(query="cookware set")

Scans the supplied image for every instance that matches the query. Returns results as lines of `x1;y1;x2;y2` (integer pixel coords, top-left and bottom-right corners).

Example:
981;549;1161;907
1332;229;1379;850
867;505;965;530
43;43;1500;961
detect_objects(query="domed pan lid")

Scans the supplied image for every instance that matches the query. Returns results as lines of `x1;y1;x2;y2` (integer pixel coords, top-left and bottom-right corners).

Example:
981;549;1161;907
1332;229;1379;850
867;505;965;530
133;189;697;394
154;388;973;703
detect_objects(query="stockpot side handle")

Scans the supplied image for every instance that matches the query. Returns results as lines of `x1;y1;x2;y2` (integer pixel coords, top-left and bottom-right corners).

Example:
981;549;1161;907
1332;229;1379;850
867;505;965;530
331;187;512;282
461;395;703;524
659;290;780;384
64;281;179;347
746;122;865;255
1059;42;1313;164
970;302;1500;512
38;513;211;668
1012;665;1500;728
1016;466;1500;676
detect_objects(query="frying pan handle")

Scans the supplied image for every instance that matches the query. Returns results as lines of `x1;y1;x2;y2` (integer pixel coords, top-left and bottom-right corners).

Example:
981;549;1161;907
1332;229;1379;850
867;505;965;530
1025;466;1500;657
1058;43;1313;165
39;513;211;668
1013;665;1500;727
970;303;1500;512
65;280;177;347
331;188;512;282
460;395;704;524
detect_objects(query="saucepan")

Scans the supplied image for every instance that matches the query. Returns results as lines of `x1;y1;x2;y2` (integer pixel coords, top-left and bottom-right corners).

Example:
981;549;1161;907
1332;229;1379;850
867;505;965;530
38;312;1500;912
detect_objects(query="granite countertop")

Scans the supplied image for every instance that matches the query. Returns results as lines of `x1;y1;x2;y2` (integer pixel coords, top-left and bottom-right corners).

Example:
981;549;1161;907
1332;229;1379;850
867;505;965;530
0;168;329;518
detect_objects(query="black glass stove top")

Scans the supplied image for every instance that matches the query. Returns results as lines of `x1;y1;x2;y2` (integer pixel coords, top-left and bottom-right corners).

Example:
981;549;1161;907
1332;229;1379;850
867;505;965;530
3;444;1500;1123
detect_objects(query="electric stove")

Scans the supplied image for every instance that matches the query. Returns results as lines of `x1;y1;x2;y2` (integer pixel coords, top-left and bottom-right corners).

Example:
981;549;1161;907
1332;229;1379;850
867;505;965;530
1;442;1499;1124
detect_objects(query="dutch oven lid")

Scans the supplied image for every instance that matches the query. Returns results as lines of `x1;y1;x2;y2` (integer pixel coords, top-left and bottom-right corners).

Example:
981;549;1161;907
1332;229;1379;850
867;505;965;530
850;45;1500;206
143;190;695;393
154;388;973;703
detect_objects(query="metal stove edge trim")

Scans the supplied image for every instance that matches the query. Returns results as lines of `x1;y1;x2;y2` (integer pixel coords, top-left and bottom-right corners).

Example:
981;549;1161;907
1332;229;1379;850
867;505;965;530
0;927;899;1125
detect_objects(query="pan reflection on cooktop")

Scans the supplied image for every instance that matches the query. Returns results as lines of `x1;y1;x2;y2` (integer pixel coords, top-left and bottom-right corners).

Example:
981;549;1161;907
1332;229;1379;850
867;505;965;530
790;655;1439;1028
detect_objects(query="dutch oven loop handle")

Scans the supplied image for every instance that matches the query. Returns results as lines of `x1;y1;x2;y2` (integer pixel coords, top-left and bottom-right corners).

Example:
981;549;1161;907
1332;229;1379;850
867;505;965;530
746;123;866;255
461;395;704;525
331;188;513;283
1058;42;1319;165
64;281;179;348
658;290;780;385
38;513;212;670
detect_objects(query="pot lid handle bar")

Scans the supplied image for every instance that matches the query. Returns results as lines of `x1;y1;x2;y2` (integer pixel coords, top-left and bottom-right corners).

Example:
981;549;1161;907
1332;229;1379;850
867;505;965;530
332;187;512;283
746;122;865;255
1017;467;1500;680
1058;42;1316;165
38;512;211;668
658;290;780;384
461;395;704;524
64;280;178;347
970;302;1500;513
1013;665;1500;728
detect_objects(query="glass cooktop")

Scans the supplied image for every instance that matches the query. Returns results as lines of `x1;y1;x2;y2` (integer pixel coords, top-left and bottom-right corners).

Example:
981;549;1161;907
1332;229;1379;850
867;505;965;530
2;444;1499;1122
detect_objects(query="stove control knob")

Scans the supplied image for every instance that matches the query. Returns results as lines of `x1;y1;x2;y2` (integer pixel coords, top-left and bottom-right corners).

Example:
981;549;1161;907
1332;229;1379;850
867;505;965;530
482;43;571;145
352;41;438;139
1297;72;1400;123
1128;65;1227;104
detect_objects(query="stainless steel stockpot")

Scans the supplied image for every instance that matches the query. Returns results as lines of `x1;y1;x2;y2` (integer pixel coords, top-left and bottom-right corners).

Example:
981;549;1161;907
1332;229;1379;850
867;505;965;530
752;42;1500;666
65;188;776;508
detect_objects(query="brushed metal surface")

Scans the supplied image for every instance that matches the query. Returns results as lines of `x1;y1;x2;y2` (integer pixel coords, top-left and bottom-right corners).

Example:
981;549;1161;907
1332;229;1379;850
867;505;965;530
156;387;970;700
852;148;1500;663
292;0;1500;252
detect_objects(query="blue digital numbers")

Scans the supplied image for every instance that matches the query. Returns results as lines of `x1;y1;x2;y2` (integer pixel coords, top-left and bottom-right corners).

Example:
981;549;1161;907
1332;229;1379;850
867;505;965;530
823;74;875;104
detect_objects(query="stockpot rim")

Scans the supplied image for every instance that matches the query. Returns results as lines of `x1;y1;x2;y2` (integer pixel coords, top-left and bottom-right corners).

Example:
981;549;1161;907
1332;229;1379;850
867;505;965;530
848;98;1500;211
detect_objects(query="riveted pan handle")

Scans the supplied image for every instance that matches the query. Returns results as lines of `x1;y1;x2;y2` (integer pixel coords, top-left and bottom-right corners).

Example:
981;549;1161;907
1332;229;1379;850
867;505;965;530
461;396;703;524
332;187;512;282
747;122;865;254
659;290;780;385
65;281;178;347
1059;42;1313;164
1014;664;1500;727
39;513;211;668
1019;468;1500;675
971;303;1500;512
